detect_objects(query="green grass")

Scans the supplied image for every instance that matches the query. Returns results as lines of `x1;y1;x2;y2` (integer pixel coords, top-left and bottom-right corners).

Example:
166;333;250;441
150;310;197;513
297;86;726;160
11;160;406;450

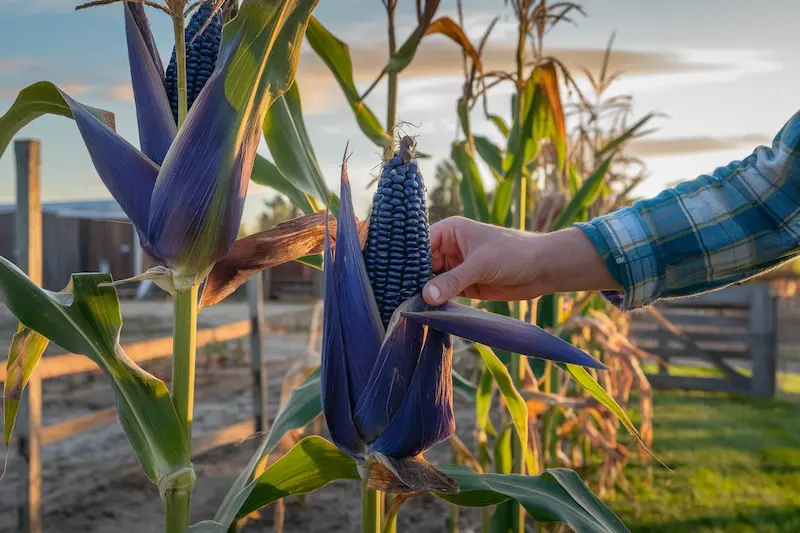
608;389;800;533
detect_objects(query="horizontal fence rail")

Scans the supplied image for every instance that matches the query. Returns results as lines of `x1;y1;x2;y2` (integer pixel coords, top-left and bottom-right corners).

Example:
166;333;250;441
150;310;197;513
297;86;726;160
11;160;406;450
631;282;778;398
0;320;251;383
0;277;308;532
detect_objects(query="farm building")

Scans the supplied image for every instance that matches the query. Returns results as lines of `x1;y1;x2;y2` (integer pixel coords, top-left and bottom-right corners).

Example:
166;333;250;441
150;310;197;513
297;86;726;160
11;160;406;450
0;199;142;291
0;198;321;299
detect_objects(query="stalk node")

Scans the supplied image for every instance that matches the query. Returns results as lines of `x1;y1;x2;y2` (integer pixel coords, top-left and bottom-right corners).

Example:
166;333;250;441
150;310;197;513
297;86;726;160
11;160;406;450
159;464;197;501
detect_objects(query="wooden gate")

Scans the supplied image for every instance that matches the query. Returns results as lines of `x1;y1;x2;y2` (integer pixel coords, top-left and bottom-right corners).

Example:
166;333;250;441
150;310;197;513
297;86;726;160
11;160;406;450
630;282;778;398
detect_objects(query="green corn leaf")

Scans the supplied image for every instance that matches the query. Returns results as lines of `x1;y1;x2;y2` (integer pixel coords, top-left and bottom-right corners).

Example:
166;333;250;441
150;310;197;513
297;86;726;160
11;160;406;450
262;82;331;206
474;135;505;179
305;17;391;149
491;500;515;532
494;424;513;475
476;301;513;364
227;436;629;533
457;97;471;140
439;467;631;533
452;368;477;401
537;293;558;329
503;80;542;181
474;345;535;473
475;364;496;436
487;113;510;137
490;425;515;533
251;155;316;214
567;164;582;196
504;63;566;181
294;253;323;270
0;259;189;483
558;362;658;460
451;141;490;223
490;178;514;227
537;63;567;169
237;436;360;518
597;113;657;157
551;156;613;230
3;325;48;449
0;81;114;159
191;373;323;533
385;0;441;74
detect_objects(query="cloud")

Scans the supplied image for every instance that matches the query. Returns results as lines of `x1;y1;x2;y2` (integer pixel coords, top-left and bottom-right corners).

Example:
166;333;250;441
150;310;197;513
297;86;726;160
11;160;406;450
627;134;771;158
289;75;341;116
0;58;38;74
297;40;734;86
0;82;90;101
293;40;769;116
59;84;90;96
108;83;134;102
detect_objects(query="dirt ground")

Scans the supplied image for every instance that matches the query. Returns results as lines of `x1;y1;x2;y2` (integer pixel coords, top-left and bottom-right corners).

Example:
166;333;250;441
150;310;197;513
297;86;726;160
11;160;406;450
0;301;484;533
3;295;800;532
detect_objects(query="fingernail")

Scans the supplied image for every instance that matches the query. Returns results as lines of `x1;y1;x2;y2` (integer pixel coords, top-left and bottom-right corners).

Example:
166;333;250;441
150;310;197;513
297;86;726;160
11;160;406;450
426;284;441;303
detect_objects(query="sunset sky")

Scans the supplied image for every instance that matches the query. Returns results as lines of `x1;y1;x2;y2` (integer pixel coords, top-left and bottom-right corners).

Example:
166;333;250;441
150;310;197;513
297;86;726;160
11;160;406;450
1;0;798;226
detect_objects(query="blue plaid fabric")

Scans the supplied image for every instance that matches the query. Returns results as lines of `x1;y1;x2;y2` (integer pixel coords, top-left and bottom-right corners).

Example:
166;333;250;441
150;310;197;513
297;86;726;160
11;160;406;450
576;111;800;310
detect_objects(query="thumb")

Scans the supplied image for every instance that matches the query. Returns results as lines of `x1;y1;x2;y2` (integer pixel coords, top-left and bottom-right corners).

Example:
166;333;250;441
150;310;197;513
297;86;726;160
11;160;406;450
423;262;481;306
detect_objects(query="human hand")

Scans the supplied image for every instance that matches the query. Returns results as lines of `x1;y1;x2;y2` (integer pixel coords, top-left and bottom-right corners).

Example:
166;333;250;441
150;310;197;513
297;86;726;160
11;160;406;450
421;216;620;306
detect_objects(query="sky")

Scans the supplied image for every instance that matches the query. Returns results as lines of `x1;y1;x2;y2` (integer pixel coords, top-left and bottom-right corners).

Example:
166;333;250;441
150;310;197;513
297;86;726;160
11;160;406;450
1;0;799;228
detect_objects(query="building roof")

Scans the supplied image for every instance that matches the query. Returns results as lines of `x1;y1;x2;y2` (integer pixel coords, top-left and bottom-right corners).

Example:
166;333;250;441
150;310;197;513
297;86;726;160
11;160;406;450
0;199;130;221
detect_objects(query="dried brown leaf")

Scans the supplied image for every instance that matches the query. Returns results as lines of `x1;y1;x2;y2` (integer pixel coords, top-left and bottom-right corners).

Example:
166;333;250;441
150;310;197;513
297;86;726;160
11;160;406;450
368;454;458;494
425;17;482;73
200;212;368;308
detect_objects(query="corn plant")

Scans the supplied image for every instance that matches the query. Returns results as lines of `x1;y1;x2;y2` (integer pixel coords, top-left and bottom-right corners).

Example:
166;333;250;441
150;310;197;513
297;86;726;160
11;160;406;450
438;0;661;527
258;0;661;531
0;1;648;533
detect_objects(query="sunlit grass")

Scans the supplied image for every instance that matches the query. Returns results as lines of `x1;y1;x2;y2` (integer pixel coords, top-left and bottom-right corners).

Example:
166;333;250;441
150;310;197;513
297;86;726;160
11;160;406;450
609;389;800;533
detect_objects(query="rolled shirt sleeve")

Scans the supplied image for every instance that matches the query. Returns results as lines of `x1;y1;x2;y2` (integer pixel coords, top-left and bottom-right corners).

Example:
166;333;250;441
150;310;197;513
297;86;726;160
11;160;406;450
576;110;800;310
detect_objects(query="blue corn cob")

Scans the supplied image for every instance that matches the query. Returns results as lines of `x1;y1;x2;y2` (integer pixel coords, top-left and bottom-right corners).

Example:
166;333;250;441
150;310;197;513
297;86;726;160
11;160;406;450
364;136;433;327
164;2;224;123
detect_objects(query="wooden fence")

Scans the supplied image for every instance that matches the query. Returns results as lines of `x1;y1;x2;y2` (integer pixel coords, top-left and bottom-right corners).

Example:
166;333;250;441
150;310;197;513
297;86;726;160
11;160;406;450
1;139;279;533
0;290;273;532
632;282;778;398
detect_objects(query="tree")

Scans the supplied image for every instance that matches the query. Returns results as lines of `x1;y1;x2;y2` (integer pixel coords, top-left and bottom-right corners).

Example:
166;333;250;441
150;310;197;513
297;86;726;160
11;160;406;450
258;194;302;231
428;159;463;223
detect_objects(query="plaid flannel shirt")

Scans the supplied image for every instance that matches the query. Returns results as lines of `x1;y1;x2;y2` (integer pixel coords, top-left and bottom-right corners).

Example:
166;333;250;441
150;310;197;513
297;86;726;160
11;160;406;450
576;111;800;310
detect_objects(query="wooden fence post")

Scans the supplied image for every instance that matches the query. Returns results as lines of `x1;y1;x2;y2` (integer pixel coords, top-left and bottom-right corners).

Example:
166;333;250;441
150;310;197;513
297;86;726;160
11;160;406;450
247;274;268;433
14;139;43;533
750;283;777;399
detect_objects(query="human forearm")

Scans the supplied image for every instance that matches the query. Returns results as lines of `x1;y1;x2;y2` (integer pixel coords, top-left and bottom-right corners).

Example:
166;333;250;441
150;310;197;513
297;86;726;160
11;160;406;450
533;227;621;296
575;110;800;310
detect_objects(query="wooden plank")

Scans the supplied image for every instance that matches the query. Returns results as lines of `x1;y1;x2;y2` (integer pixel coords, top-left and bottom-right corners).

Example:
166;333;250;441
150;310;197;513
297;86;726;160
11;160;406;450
657;284;753;308
16;377;41;533
749;284;777;398
14;139;42;533
634;336;749;356
14;139;42;283
631;330;752;345
635;347;750;362
194;421;255;456
43;214;81;291
248;276;268;433
40;408;118;447
0;320;252;382
631;313;749;329
37;410;259;451
0;212;15;260
645;306;751;389
646;373;749;394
